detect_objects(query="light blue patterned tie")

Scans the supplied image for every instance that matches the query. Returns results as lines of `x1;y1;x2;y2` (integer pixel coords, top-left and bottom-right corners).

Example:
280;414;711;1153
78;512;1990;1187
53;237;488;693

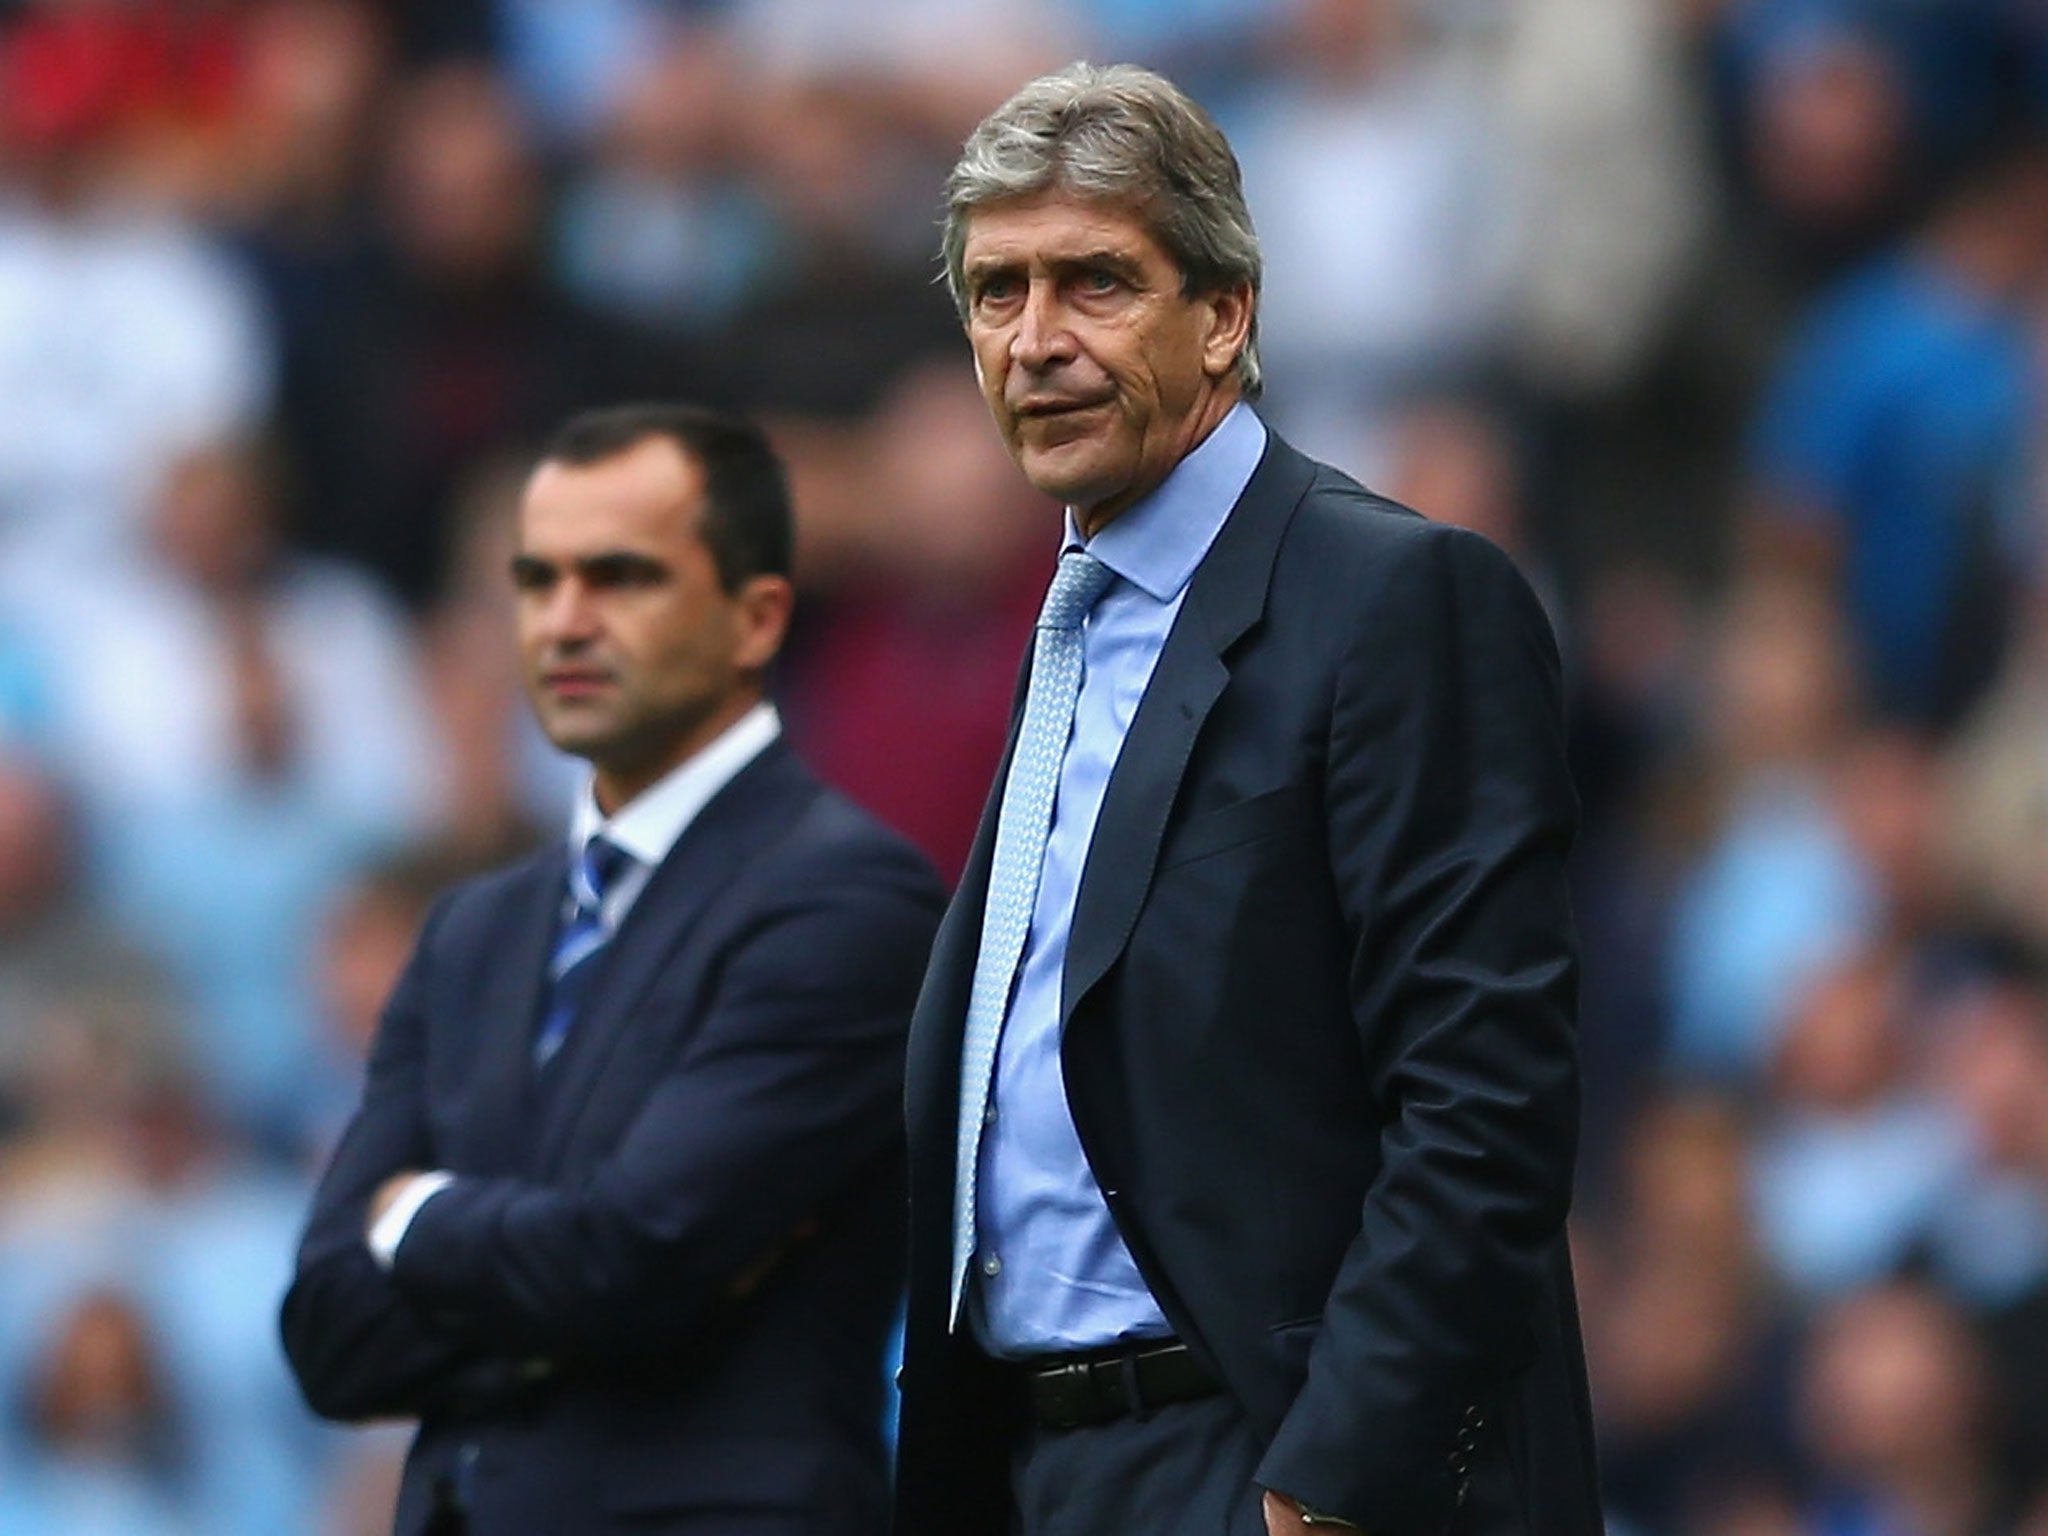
535;835;634;1067
951;548;1116;1325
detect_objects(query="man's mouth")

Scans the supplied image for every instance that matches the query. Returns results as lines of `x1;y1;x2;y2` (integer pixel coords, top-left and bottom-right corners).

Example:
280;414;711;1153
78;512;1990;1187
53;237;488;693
1016;395;1109;419
542;669;613;697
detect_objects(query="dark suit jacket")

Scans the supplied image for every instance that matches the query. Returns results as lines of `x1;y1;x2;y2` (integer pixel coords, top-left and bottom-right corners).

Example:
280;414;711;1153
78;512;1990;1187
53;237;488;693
895;434;1602;1536
283;740;945;1536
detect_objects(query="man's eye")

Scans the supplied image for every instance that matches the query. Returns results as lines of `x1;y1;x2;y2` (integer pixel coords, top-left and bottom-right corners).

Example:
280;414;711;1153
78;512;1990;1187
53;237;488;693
975;276;1019;307
1081;269;1120;292
586;560;664;590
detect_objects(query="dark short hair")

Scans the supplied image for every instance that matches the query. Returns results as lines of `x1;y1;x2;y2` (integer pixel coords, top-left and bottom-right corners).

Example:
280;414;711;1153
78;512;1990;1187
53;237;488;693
538;403;794;592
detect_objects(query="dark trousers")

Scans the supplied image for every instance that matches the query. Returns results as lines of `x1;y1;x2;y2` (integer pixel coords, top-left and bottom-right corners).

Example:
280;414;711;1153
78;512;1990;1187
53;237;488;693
1008;1395;1268;1536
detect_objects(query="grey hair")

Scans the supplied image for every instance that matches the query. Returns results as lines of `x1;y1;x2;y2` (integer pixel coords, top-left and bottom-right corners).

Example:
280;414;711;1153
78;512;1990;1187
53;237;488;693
941;62;1263;399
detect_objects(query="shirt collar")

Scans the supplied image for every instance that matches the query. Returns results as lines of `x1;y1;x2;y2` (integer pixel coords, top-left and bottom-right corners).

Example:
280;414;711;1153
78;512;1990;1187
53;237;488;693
568;701;781;870
1064;402;1267;603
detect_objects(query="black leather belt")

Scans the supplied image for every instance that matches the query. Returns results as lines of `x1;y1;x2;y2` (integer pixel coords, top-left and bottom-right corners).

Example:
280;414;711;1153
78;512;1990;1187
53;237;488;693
1016;1339;1222;1429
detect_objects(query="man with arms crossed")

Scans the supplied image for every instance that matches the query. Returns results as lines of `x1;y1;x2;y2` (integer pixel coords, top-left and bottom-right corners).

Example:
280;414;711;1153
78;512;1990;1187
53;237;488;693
894;66;1601;1536
284;404;944;1535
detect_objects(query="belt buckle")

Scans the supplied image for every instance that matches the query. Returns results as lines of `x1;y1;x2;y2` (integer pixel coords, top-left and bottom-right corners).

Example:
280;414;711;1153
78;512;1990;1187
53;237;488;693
1037;1358;1108;1429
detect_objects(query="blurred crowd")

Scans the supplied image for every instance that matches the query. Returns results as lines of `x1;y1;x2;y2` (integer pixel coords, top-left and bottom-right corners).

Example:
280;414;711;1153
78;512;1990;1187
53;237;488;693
0;0;2047;1532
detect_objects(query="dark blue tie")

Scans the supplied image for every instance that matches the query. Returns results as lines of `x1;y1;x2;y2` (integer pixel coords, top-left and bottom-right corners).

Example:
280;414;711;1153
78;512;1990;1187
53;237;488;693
535;836;634;1066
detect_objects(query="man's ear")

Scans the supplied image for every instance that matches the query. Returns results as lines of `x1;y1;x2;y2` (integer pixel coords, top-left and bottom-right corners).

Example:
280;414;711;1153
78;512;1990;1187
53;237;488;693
1201;280;1255;382
733;574;796;673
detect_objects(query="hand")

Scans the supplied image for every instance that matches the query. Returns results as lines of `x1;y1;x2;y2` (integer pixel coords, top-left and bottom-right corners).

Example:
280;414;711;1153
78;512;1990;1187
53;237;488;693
1263;1490;1365;1535
368;1170;425;1231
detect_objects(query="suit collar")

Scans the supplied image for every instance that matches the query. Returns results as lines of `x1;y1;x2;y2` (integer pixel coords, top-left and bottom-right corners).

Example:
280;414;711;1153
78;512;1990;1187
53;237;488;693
529;739;816;1168
1065;402;1266;604
569;700;782;874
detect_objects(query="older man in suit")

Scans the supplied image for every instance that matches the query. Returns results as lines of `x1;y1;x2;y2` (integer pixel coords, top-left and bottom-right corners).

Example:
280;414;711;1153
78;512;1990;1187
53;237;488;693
283;404;944;1536
893;65;1601;1536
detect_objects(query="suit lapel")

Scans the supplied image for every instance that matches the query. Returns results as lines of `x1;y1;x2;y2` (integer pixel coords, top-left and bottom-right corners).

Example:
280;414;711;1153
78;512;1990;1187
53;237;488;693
530;741;815;1171
461;855;564;1174
1061;434;1317;1021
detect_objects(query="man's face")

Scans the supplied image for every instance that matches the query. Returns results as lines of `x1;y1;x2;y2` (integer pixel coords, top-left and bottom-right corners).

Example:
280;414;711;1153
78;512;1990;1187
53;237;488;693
960;190;1251;533
513;437;787;809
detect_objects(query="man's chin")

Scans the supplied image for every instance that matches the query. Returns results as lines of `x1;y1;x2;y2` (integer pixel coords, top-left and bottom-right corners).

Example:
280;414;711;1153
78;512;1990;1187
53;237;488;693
1016;447;1120;513
534;712;618;763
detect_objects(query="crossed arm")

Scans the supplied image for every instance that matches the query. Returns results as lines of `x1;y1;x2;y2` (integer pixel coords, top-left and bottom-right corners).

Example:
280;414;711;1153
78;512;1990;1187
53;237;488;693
281;857;940;1419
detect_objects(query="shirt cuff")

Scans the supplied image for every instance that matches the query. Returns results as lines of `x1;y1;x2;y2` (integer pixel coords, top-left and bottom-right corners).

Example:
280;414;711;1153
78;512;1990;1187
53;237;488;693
366;1171;456;1270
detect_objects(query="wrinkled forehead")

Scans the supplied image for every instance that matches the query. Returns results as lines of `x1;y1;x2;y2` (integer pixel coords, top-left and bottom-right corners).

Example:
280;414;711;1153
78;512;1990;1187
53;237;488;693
960;189;1173;271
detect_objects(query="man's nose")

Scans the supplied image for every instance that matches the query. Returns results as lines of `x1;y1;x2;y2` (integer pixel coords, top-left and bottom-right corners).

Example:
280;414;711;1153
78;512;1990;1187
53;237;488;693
1011;282;1074;370
537;580;600;646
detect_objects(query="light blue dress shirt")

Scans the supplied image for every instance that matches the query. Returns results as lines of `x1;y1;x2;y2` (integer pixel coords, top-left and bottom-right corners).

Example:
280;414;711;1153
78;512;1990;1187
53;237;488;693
973;403;1267;1357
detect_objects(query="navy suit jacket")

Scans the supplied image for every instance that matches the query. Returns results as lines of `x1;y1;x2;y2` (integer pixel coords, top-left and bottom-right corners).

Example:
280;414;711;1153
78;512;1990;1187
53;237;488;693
284;740;945;1536
895;435;1603;1536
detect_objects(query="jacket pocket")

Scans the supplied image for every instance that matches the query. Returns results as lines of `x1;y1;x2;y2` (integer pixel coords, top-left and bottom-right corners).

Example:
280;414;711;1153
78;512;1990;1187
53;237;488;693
1157;787;1305;871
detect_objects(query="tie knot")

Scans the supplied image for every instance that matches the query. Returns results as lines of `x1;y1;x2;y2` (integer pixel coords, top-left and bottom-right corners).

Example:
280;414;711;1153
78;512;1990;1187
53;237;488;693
573;836;633;911
1038;550;1114;632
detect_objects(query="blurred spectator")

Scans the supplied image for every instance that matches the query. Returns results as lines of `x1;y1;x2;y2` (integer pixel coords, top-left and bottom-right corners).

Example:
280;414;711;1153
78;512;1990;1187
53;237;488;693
1664;576;1876;1081
1796;1281;2011;1536
782;359;1052;881
1832;728;1953;954
1379;392;1558;611
1586;1094;1796;1533
1066;0;1279;101
1725;15;1920;278
724;0;1074;150
1233;0;1522;466
1565;562;1701;1190
420;453;573;857
0;7;275;590
1714;1;2017;230
697;77;966;420
1936;969;2048;1508
276;61;674;606
304;842;493;1155
0;1290;194;1536
224;1;389;249
0;987;332;1536
1927;970;2048;1306
7;435;446;1151
1745;134;2048;731
1943;581;2048;953
1749;952;1969;1298
0;757;163;1080
493;0;672;147
552;25;786;338
1488;0;1712;398
0;0;251;211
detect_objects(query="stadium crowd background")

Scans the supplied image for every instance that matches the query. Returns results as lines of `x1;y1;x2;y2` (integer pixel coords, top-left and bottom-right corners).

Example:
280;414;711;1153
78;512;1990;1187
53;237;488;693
1;0;2047;1531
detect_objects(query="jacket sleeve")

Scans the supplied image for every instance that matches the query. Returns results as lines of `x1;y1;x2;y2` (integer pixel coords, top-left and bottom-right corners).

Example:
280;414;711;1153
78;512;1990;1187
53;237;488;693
279;901;534;1422
386;846;941;1362
1254;522;1580;1535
